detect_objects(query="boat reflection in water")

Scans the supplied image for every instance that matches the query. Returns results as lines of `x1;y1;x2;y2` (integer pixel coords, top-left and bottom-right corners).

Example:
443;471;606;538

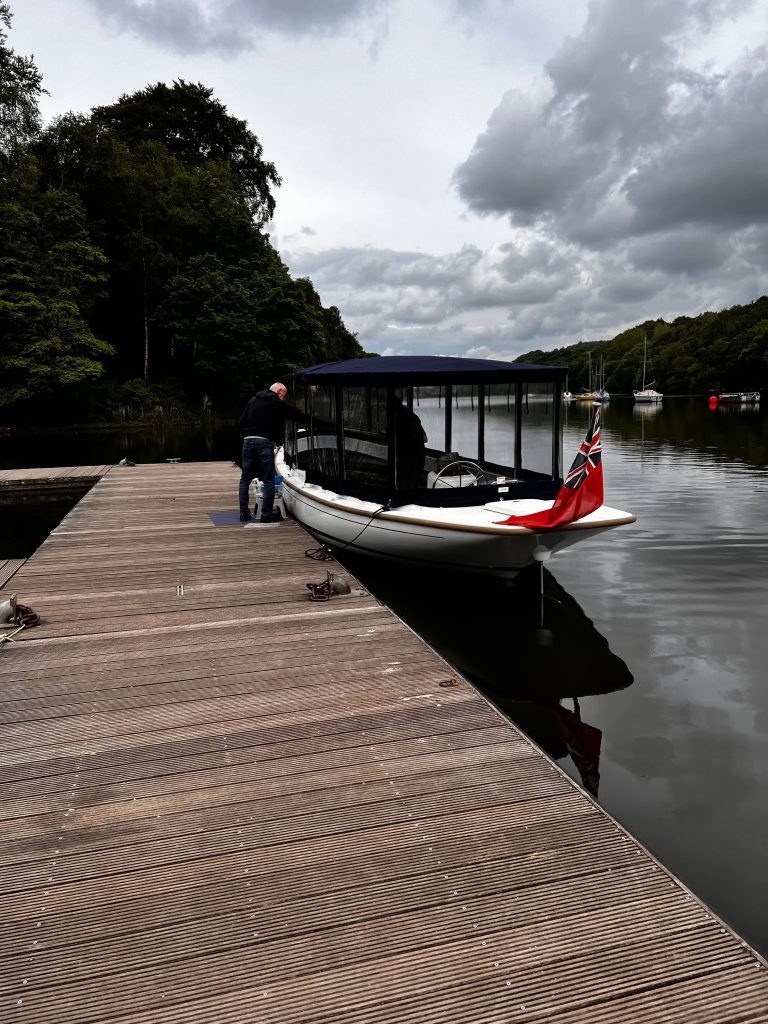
340;557;633;799
632;402;662;419
467;566;633;798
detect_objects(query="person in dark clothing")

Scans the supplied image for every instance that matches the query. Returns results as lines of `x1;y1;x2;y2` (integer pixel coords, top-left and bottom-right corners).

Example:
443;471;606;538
394;396;428;490
238;382;300;523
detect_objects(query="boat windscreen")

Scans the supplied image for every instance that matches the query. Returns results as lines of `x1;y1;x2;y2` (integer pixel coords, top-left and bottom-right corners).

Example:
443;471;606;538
342;386;390;488
289;378;562;502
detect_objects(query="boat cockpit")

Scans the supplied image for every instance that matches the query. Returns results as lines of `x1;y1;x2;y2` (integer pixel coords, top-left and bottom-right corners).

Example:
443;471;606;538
285;357;568;509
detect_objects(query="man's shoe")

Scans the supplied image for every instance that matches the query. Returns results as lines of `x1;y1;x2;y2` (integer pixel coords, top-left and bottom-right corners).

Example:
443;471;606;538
240;512;253;522
260;511;282;524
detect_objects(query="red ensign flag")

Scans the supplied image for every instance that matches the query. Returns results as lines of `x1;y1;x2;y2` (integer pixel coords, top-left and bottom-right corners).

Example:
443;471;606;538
496;404;604;530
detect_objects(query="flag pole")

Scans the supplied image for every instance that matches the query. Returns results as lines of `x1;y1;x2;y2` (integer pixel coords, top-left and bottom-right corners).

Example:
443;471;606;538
533;542;553;645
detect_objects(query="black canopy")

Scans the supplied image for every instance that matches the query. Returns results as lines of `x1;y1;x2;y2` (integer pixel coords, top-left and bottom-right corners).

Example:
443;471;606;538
293;355;567;387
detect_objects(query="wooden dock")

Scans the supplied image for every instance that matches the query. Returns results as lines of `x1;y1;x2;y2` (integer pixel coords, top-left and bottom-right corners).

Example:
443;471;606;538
0;461;766;1023
0;465;111;504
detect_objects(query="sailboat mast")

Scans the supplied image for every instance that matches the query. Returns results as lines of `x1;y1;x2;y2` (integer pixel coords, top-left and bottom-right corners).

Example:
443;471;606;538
642;335;647;390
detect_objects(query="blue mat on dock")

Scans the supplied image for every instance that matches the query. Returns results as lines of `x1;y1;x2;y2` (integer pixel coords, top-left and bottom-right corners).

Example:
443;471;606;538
207;510;248;526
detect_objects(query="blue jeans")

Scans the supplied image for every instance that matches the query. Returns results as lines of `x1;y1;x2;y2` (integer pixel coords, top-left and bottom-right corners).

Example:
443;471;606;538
239;437;276;517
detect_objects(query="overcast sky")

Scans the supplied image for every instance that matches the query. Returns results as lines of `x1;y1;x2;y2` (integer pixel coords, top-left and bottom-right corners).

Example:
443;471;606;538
10;0;768;358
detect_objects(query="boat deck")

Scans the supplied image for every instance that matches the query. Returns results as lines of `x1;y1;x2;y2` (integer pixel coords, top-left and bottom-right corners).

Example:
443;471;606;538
0;462;766;1023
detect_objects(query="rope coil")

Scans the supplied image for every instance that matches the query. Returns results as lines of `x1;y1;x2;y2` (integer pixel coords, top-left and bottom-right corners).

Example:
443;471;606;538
14;603;40;628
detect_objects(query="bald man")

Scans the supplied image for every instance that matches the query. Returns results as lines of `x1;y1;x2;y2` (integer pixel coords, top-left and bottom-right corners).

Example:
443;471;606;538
237;382;299;523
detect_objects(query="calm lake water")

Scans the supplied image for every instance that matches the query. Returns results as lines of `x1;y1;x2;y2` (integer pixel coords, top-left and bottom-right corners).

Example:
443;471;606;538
2;397;767;954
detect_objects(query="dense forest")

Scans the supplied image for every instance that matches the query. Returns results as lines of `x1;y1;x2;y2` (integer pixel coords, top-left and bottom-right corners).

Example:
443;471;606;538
0;4;364;424
516;298;768;396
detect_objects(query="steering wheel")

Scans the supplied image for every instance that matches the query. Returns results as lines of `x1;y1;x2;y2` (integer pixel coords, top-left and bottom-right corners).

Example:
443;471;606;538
431;460;488;488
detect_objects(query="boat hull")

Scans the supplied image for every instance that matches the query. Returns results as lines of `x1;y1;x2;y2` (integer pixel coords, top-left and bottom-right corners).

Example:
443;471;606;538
279;471;635;579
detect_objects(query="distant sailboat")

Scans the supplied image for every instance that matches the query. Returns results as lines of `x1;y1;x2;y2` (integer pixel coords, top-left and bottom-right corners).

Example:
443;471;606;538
578;352;610;402
576;351;598;401
634;336;662;404
594;356;610;403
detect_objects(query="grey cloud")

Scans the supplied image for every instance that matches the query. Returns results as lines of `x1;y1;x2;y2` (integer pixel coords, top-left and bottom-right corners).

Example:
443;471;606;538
455;0;764;248
626;56;768;234
597;273;668;304
453;88;604;222
464;276;566;308
286;238;580;321
392;289;450;324
455;0;689;226
285;243;516;342
283;215;768;359
288;244;484;291
282;225;319;243
88;0;386;54
739;224;768;264
627;229;729;275
89;0;244;54
449;0;492;13
375;322;526;360
497;237;571;273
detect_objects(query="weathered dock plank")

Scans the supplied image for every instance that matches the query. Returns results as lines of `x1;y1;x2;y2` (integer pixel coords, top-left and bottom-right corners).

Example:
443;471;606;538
0;465;112;505
0;461;765;1024
0;559;26;588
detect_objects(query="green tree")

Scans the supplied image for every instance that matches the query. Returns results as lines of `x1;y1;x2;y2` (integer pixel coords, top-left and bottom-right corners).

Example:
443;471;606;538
0;158;112;408
516;299;768;395
159;253;360;403
35;118;262;383
91;80;281;224
33;83;363;408
0;3;44;158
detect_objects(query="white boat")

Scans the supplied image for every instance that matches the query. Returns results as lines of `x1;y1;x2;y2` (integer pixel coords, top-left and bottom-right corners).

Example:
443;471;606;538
710;391;760;404
633;388;663;403
275;357;635;578
634;336;662;404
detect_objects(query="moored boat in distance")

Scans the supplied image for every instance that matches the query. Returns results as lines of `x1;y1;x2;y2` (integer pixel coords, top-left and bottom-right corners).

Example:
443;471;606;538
593;355;610;403
634;387;663;403
578;352;609;402
276;356;635;578
634;335;662;404
709;390;760;404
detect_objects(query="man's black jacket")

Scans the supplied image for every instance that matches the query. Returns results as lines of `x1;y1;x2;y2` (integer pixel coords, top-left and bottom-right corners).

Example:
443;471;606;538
238;390;301;444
